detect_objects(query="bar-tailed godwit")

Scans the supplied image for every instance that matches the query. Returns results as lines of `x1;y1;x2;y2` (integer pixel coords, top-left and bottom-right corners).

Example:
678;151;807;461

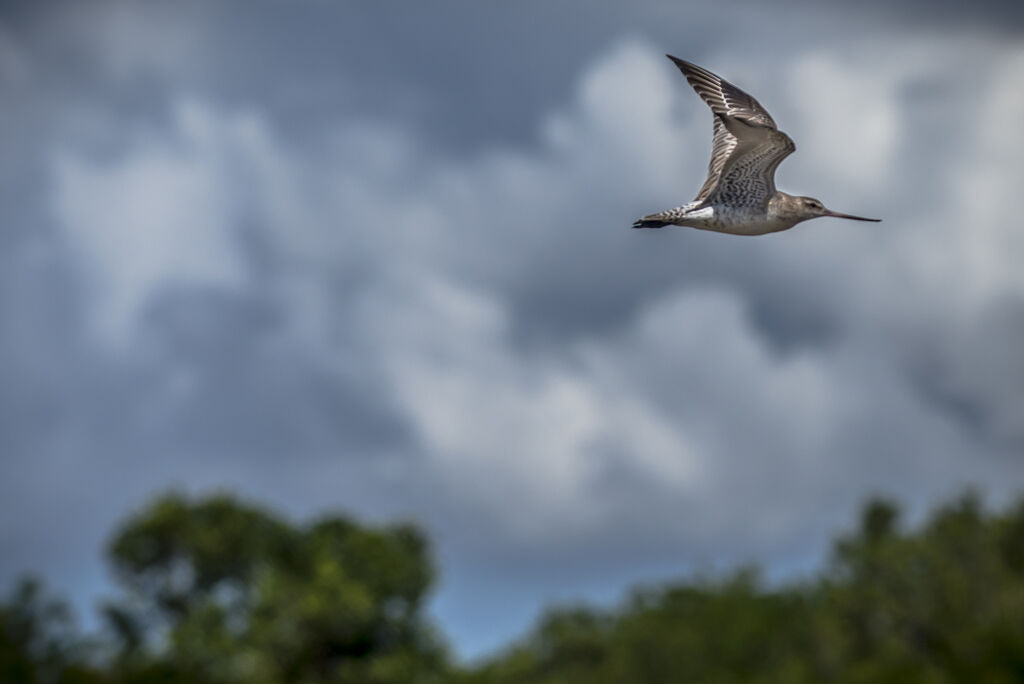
633;56;880;234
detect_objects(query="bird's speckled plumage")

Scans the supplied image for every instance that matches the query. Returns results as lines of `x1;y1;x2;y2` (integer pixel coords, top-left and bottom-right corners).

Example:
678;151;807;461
633;56;880;235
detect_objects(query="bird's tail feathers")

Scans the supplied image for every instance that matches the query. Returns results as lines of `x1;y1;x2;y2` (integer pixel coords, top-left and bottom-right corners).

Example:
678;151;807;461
632;204;694;229
632;218;669;229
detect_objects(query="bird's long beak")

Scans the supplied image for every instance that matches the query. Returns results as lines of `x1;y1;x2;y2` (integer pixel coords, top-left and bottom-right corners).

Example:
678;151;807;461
824;209;881;222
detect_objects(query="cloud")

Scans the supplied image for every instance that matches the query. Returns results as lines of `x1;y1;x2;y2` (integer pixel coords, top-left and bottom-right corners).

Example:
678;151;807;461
361;269;700;541
52;101;256;343
786;52;901;190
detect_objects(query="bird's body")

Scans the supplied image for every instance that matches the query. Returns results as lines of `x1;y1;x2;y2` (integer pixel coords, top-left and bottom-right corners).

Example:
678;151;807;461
634;56;879;234
643;197;802;236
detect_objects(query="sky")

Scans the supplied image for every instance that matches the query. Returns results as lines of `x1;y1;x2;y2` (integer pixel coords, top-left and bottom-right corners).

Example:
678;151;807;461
2;0;1024;661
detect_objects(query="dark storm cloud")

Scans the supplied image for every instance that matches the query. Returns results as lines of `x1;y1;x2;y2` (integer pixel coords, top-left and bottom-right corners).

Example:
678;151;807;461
10;0;1021;153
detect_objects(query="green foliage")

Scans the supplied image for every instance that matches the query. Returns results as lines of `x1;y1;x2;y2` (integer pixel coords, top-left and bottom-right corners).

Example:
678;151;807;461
5;489;1024;682
102;492;448;683
466;494;1024;684
0;577;103;683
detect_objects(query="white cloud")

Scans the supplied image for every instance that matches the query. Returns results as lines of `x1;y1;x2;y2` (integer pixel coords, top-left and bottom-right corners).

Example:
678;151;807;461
359;269;700;540
786;52;901;189
52;100;260;343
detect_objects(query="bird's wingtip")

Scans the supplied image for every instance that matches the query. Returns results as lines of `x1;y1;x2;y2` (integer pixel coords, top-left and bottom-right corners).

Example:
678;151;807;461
665;54;699;74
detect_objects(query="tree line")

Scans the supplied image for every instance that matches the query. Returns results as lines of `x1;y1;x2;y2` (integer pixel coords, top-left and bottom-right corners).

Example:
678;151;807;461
4;489;1024;682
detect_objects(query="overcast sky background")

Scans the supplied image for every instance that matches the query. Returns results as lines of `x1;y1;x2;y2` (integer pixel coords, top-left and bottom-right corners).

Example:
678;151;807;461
2;0;1024;660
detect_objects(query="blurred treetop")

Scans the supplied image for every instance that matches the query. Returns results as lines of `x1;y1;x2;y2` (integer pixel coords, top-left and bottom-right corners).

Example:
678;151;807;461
4;490;1024;683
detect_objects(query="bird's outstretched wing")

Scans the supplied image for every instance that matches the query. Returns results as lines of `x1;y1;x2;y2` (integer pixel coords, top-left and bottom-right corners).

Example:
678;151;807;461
667;56;795;209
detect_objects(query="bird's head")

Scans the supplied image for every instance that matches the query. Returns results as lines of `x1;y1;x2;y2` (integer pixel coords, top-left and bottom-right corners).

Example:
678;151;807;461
792;195;881;223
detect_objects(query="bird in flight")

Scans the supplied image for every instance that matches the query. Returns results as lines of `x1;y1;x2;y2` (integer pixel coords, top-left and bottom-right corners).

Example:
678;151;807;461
633;56;880;235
